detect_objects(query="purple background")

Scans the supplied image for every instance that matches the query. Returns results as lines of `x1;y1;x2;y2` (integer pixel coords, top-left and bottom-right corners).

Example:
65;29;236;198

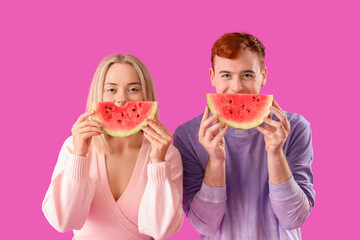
1;0;359;239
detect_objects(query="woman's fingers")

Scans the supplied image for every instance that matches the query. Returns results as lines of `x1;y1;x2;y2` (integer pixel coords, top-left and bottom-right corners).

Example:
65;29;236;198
145;118;172;140
142;124;166;143
75;111;95;124
76;120;103;129
78;126;104;135
143;131;160;144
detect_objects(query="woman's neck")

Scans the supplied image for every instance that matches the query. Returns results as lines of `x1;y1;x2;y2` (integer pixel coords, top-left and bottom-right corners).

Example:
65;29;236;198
107;131;144;154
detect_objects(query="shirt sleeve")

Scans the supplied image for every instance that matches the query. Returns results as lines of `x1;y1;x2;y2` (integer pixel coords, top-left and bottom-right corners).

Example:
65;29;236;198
269;122;315;230
173;127;226;236
42;137;95;233
138;145;184;240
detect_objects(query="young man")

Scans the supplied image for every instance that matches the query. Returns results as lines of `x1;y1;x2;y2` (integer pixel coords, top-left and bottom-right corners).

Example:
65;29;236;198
173;32;315;239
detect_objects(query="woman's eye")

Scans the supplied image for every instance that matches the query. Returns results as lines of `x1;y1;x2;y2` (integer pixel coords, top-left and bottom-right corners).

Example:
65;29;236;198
128;87;139;92
106;88;116;92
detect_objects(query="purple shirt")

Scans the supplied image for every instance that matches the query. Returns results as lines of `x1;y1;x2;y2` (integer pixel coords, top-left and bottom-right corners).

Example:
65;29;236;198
174;112;315;240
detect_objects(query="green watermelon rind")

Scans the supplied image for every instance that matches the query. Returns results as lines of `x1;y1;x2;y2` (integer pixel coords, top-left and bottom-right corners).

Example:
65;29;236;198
93;102;158;137
206;94;273;130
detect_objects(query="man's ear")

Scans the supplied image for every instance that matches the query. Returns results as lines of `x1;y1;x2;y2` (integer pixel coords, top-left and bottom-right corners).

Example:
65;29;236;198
261;66;267;86
210;67;215;87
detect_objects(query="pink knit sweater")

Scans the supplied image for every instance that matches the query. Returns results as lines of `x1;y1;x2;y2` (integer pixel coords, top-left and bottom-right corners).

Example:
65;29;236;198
42;136;183;240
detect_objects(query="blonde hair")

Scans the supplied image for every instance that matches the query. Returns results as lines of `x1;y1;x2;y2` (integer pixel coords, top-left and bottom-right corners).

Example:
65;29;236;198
86;54;157;153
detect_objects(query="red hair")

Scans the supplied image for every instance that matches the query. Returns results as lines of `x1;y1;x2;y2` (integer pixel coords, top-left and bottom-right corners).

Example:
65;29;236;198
211;32;265;69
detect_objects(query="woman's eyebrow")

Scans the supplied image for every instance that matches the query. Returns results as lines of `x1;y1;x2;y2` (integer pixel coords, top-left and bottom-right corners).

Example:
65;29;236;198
104;82;117;86
128;82;141;86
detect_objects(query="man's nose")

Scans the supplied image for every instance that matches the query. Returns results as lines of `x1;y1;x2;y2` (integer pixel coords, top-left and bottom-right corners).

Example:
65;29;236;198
230;77;242;93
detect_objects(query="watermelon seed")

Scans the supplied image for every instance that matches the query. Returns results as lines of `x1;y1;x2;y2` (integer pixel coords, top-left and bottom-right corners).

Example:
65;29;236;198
253;96;256;99
121;113;124;117
257;99;259;102
108;116;112;119
247;109;250;113
105;106;108;109
242;105;246;108
118;120;121;123
132;108;136;111
137;114;140;118
229;100;233;104
230;110;233;114
105;110;108;113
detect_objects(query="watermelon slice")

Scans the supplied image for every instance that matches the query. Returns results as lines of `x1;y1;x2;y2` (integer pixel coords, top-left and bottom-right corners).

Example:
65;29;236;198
93;101;158;137
206;94;273;129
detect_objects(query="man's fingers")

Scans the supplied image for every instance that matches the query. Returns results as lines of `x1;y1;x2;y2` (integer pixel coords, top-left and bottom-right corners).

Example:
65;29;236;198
257;125;274;138
201;106;210;123
270;106;290;133
263;117;282;129
272;100;284;113
263;118;287;137
199;114;218;139
212;125;229;144
204;122;226;142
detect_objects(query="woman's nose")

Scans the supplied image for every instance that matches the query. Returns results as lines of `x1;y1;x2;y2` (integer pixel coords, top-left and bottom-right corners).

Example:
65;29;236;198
114;92;127;107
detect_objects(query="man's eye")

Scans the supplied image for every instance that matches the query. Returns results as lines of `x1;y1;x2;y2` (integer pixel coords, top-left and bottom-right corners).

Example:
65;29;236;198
242;74;254;79
222;74;230;78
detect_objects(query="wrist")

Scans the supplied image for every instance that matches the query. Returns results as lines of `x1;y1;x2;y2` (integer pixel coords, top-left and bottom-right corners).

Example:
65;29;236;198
208;157;225;168
267;147;285;158
150;158;165;163
204;157;226;187
73;150;87;157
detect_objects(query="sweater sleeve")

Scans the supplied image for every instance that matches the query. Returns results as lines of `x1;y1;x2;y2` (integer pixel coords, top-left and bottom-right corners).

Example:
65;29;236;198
138;145;184;240
173;126;226;236
42;137;95;233
269;122;315;230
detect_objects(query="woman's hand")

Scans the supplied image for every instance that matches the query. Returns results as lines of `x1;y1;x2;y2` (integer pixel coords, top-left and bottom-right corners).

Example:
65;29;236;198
141;118;173;163
72;111;104;157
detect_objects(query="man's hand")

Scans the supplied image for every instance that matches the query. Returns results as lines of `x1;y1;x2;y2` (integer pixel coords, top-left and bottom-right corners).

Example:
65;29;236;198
257;101;292;184
198;106;228;187
257;101;291;155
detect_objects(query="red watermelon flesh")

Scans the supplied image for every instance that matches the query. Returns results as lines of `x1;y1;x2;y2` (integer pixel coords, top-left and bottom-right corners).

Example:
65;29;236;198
94;101;158;137
206;94;273;129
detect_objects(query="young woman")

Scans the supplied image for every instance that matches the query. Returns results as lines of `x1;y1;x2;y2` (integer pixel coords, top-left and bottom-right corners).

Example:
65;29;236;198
42;54;183;240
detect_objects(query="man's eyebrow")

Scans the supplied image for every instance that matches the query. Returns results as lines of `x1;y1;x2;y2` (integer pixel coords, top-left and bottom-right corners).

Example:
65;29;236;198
219;70;232;74
241;70;256;74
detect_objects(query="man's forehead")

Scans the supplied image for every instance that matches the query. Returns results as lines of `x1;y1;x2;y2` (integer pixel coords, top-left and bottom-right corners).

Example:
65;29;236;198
213;51;261;72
